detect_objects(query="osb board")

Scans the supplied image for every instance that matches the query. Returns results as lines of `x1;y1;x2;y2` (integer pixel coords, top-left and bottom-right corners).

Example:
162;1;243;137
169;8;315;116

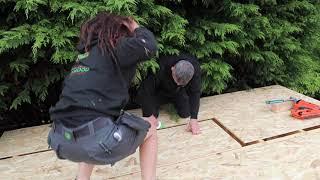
0;96;217;159
116;129;320;180
202;85;320;143
0;121;240;180
0;124;51;158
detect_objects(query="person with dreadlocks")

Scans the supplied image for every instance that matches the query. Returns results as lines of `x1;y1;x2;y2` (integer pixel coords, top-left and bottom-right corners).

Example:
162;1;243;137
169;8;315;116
48;12;158;180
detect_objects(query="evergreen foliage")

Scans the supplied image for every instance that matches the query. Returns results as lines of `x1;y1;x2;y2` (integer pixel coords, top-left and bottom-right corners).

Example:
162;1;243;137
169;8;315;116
1;0;320;130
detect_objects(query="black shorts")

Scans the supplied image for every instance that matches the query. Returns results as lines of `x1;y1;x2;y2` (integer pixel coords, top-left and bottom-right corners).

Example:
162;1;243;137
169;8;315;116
48;116;148;165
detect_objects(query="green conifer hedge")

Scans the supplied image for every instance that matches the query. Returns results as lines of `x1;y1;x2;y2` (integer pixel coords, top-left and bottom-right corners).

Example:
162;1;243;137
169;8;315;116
0;0;319;130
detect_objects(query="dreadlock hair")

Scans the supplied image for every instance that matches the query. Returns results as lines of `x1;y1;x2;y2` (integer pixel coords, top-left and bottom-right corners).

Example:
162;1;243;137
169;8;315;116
79;11;134;54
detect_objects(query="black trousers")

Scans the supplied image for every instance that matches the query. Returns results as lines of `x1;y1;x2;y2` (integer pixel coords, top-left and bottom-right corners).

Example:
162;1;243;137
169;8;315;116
137;89;190;119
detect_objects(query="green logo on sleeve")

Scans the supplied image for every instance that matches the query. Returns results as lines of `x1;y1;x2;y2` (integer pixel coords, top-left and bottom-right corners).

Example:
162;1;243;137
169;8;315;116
70;52;90;75
71;65;90;74
77;52;89;61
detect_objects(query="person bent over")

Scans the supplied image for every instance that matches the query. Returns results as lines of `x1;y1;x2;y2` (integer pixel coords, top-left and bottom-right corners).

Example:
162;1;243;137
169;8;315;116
137;54;201;135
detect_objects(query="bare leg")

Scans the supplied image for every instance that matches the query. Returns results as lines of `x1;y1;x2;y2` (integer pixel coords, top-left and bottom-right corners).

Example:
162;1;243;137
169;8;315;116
76;162;94;180
140;115;158;180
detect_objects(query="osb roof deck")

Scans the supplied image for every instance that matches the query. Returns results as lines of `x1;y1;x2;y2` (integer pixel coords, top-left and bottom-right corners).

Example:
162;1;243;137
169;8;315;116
1;85;320;179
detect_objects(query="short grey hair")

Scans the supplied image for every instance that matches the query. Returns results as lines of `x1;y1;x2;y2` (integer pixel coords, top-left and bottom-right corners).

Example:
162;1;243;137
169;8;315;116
174;60;194;86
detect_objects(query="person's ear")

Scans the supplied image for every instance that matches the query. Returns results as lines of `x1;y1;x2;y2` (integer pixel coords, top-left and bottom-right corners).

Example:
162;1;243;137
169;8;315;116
171;66;179;84
171;66;176;77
